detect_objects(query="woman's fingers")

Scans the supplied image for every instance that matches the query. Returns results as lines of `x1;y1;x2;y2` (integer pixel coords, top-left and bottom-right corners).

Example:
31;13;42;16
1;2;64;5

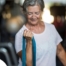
23;29;33;39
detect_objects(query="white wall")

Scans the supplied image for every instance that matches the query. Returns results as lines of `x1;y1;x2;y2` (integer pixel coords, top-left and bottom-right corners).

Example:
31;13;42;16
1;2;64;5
44;0;66;4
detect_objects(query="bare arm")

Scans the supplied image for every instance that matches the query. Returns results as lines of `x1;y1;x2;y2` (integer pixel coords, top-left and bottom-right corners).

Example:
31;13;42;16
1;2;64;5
57;43;66;66
24;29;33;66
26;39;32;66
17;41;32;66
17;51;22;59
17;29;33;66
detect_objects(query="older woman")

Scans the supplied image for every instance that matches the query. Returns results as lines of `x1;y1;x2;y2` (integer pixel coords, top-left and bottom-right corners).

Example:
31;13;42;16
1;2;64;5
15;0;66;66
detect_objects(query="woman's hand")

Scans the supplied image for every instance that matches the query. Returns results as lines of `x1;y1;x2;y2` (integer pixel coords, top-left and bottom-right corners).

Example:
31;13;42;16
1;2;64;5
23;29;33;41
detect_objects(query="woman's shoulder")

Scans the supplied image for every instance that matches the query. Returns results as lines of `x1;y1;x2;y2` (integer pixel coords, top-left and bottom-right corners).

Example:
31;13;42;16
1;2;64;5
44;22;56;32
44;22;55;28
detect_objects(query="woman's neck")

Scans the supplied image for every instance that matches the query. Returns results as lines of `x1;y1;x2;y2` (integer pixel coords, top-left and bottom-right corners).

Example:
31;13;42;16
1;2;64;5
25;21;45;34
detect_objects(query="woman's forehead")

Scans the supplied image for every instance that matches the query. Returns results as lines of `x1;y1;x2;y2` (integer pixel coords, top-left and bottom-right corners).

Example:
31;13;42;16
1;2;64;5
26;5;41;12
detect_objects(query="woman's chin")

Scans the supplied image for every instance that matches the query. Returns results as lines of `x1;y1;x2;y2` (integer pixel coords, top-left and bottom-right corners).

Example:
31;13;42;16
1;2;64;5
31;23;38;26
30;21;38;25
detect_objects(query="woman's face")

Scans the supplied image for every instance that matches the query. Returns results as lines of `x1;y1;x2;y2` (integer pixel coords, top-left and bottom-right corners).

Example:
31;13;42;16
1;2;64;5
26;5;42;25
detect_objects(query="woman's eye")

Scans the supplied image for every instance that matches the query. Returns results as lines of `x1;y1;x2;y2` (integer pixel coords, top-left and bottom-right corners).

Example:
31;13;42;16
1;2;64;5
27;12;40;15
27;12;32;15
35;12;40;15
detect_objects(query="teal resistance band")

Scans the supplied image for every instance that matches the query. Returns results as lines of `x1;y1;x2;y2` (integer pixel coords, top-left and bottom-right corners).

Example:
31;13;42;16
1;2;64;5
22;36;36;66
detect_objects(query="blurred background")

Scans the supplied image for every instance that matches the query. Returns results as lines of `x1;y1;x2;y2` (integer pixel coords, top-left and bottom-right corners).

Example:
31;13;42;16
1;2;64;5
0;0;66;66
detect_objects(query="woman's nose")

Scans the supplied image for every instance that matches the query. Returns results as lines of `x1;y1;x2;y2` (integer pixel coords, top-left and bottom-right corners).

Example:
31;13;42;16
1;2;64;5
32;13;36;18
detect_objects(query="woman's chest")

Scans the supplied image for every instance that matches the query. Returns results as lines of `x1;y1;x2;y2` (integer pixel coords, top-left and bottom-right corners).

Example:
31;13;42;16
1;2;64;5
34;32;57;60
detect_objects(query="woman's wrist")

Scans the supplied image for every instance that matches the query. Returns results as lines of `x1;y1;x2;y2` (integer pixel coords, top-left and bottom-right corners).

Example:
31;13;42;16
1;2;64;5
26;39;32;44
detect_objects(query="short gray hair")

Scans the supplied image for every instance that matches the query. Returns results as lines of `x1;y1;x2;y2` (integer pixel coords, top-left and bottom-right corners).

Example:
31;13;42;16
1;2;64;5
22;0;45;12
